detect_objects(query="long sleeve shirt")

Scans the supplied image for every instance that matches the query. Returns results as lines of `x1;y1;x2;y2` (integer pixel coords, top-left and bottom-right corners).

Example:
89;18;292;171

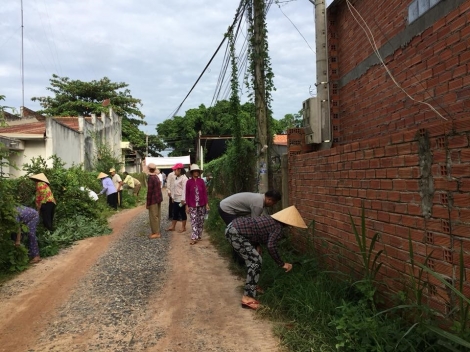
170;174;187;202
35;182;56;209
99;177;117;196
185;177;208;207
231;216;285;267
166;172;176;195
146;174;163;206
220;192;266;218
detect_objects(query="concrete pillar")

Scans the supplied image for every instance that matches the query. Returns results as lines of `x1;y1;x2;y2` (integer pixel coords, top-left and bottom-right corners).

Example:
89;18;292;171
281;153;289;208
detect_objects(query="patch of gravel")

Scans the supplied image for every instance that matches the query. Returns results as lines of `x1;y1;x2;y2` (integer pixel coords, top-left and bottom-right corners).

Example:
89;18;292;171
31;208;171;352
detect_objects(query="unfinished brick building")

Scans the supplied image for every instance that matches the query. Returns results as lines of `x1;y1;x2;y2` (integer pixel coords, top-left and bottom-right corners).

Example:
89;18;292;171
289;0;470;314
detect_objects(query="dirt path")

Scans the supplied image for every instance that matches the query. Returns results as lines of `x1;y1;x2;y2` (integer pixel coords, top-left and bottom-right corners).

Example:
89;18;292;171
0;196;281;352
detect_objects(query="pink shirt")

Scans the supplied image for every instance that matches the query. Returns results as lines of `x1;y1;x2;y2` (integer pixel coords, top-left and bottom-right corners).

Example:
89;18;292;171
185;177;208;207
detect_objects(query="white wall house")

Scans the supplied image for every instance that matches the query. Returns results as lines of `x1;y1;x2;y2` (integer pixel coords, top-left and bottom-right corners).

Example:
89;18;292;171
0;107;122;177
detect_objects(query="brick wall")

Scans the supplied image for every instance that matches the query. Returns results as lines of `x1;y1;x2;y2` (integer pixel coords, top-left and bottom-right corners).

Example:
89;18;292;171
328;0;469;145
289;117;470;314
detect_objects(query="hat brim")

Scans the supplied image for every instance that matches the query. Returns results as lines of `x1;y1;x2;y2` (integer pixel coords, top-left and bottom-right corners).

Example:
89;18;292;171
271;206;307;228
29;173;50;184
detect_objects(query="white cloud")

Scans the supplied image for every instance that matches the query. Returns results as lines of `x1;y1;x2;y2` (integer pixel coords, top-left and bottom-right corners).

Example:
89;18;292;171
1;0;333;133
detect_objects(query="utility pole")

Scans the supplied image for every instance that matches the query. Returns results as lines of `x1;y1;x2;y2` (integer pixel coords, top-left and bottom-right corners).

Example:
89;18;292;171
21;0;25;117
253;0;268;193
146;134;149;158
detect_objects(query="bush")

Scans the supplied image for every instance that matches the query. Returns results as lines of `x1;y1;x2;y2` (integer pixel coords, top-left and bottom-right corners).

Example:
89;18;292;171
0;155;115;274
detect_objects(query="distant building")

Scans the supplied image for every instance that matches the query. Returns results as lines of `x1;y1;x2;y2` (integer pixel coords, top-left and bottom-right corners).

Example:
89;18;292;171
0;107;121;177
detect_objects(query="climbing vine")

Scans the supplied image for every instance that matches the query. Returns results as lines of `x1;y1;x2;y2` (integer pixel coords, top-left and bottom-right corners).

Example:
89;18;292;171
245;0;276;189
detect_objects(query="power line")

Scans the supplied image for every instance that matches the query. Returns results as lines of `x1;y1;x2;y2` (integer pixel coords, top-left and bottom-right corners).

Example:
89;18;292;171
275;1;315;54
167;0;246;119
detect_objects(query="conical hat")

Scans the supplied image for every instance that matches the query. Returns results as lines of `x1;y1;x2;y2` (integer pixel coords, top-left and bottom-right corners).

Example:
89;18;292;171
29;173;50;184
271;206;307;228
97;172;108;179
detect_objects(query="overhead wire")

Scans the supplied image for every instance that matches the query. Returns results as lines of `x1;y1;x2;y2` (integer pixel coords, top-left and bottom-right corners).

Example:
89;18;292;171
31;0;62;75
369;17;452;120
345;0;447;121
211;2;248;106
167;0;247;119
40;0;63;75
275;0;316;55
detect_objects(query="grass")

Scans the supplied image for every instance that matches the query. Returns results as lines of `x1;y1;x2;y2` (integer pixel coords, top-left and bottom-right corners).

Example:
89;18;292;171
205;200;470;351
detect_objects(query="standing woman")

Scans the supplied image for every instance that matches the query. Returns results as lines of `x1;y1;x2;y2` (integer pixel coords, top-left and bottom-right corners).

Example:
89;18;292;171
97;172;118;210
185;164;209;245
146;163;163;239
29;173;56;231
166;163;188;233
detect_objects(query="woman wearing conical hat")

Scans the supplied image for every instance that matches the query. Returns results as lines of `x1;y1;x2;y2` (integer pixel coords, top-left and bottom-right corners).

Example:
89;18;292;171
225;205;307;310
29;173;56;231
97;172;118;210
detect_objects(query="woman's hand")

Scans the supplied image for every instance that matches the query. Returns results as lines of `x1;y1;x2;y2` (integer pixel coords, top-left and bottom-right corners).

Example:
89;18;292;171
282;263;293;272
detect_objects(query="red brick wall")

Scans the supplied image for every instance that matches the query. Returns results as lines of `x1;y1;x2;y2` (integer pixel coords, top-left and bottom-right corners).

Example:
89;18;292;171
328;0;470;145
289;117;470;313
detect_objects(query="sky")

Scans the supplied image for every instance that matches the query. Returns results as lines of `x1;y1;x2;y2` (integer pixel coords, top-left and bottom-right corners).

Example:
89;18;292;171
1;0;333;134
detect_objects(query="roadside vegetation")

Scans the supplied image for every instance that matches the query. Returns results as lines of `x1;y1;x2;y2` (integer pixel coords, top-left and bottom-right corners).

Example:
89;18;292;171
0;150;145;280
205;199;470;351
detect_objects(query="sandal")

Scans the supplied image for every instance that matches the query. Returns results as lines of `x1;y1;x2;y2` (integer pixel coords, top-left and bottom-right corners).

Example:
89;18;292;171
241;300;260;310
256;286;265;294
190;240;198;245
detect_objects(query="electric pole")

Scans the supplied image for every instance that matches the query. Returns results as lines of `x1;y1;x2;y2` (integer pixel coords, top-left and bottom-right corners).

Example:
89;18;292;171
253;0;268;193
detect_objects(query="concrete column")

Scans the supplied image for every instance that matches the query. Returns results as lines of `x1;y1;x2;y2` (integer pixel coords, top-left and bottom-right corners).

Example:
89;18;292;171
281;153;289;208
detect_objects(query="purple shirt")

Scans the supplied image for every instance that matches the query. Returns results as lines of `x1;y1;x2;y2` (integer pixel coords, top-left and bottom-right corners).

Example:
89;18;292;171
99;177;117;196
185;177;208;207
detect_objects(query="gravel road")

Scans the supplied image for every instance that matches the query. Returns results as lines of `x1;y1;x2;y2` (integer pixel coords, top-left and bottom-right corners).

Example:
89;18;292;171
0;195;281;352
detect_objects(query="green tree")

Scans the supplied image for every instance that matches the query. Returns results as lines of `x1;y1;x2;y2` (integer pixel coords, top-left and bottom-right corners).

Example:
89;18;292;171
157;100;256;157
272;110;303;134
31;75;165;157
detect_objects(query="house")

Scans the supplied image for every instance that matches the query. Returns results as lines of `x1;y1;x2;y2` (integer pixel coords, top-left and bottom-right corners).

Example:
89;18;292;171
121;141;143;174
288;0;470;313
0;107;122;177
272;134;287;161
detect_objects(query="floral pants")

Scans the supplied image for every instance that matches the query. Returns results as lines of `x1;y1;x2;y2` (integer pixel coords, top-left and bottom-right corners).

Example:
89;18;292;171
17;206;40;258
225;223;262;298
189;206;206;240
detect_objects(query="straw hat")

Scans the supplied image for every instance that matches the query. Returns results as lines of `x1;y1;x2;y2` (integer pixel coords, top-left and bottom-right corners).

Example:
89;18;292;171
97;172;108;179
29;173;50;184
271;206;307;228
109;168;116;173
189;164;202;173
147;163;156;169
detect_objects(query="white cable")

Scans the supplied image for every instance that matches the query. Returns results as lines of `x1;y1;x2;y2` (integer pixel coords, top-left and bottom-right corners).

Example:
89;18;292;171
345;0;447;121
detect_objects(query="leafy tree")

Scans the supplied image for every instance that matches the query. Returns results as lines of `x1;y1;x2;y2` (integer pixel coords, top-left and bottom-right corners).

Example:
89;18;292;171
157;100;256;157
31;75;165;157
272;110;304;134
